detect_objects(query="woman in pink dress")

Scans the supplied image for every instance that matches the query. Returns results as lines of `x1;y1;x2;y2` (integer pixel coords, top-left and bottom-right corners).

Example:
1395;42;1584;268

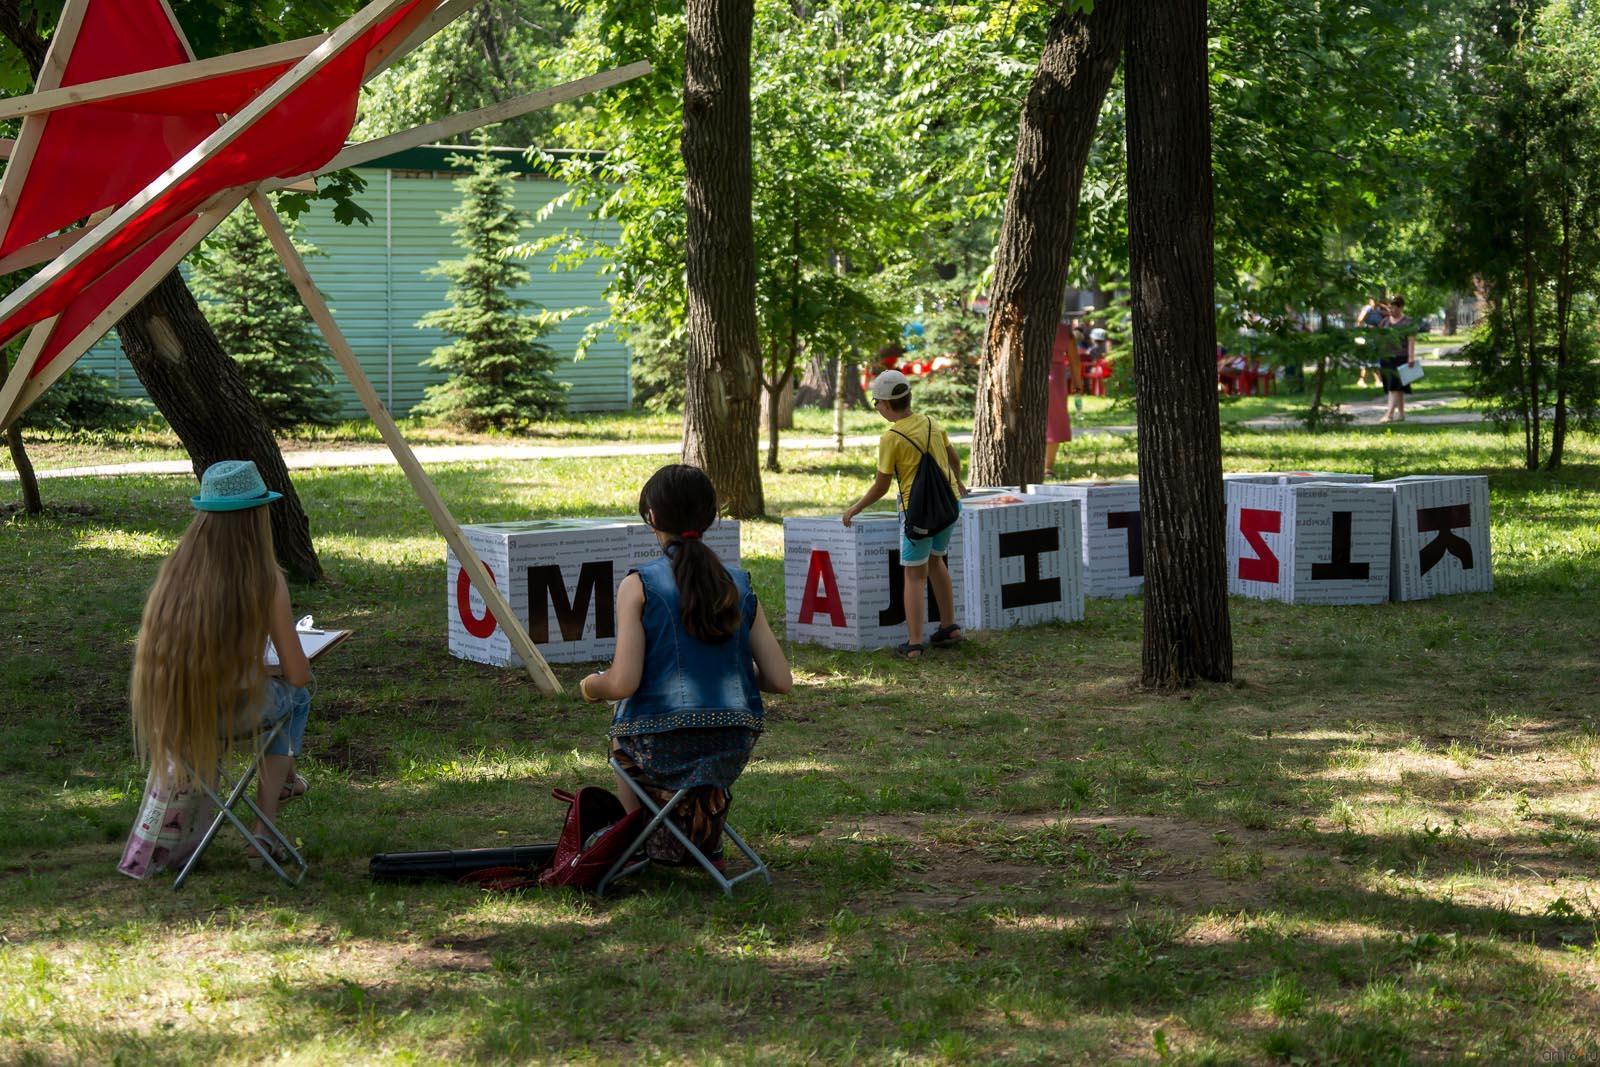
1045;323;1075;478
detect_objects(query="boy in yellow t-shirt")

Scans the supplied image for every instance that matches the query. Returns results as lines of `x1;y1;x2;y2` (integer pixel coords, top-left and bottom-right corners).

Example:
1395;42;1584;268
842;370;967;659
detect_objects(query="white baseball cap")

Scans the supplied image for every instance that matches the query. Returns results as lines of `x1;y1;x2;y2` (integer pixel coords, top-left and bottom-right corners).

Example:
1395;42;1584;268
869;369;912;402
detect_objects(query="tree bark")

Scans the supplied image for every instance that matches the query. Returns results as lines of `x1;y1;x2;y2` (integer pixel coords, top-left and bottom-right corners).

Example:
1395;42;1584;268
0;10;320;576
795;351;833;407
680;0;765;518
1125;0;1232;687
116;272;320;581
970;0;1126;487
1;348;43;514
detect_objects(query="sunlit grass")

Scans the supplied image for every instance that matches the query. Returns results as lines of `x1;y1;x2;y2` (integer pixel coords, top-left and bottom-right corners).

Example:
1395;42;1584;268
0;421;1596;1062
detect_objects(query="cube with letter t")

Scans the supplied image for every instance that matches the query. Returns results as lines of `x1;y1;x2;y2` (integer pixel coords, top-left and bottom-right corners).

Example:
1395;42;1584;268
958;493;1083;631
1376;475;1493;601
447;518;741;665
1225;481;1394;604
1027;480;1143;599
783;513;967;650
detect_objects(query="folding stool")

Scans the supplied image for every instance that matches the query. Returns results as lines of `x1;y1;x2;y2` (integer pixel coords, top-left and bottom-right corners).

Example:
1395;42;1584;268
596;757;772;898
172;716;308;890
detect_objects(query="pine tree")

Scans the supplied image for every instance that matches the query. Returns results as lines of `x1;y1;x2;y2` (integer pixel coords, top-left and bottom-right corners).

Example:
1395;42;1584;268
189;208;340;429
415;140;566;429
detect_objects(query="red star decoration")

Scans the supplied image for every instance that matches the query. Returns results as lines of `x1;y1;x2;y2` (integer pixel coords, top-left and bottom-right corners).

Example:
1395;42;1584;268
0;0;439;424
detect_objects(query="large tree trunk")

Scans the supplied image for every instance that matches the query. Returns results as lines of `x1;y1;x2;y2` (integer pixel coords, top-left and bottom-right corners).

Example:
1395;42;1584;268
680;0;765;518
970;0;1126;486
0;9;319;576
116;272;321;580
1125;0;1232;687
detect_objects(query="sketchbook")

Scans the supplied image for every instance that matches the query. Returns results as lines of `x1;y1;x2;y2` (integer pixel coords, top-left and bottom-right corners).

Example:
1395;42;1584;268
265;627;351;667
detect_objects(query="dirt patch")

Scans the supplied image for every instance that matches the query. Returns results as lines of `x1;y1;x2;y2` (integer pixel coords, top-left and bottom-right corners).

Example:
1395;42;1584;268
796;811;1324;915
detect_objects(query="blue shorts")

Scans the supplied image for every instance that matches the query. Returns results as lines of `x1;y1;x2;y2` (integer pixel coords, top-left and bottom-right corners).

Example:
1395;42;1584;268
258;677;313;757
900;510;958;567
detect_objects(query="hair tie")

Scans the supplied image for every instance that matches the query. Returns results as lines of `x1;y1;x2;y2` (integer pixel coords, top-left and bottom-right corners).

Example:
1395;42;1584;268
680;530;701;540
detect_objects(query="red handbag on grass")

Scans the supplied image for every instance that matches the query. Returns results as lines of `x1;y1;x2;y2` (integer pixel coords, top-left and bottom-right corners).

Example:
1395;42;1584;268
537;786;647;890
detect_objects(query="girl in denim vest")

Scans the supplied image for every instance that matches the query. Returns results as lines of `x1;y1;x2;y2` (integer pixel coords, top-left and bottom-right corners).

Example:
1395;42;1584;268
579;464;792;864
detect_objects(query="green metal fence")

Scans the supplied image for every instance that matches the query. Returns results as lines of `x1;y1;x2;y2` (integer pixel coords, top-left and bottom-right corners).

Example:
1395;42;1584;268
78;145;629;417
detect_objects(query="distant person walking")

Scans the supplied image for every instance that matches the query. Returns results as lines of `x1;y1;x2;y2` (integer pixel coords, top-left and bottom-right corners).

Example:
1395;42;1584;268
1376;295;1418;423
1044;322;1076;478
1355;297;1384;387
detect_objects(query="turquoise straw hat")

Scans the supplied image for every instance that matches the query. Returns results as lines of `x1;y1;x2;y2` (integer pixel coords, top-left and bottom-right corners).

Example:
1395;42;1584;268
191;460;283;512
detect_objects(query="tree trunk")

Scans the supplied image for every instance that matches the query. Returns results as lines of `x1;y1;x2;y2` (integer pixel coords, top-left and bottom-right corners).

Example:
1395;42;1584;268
1444;296;1460;337
970;0;1126;487
762;371;794;472
0;348;43;514
680;0;765;518
1125;0;1233;687
795;351;833;407
116;272;321;581
0;9;318;574
833;353;847;450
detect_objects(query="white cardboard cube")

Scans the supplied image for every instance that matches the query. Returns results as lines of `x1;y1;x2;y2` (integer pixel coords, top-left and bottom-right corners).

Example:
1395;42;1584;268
447;518;741;666
1027;480;1143;599
1224;482;1394;604
783;513;967;650
1224;471;1374;486
1375;475;1493;600
957;493;1084;631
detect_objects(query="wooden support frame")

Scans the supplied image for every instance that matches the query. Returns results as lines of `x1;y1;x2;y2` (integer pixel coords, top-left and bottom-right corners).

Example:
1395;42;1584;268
0;0;90;248
247;193;562;694
0;193;246;430
269;61;653;188
0;0;420;331
0;209;114;276
0;35;328;121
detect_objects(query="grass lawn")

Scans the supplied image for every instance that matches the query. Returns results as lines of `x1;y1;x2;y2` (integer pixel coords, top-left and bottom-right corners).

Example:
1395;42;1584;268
2;422;1598;1063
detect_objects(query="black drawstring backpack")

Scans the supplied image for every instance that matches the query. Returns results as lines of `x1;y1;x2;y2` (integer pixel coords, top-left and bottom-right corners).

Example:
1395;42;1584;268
890;420;960;539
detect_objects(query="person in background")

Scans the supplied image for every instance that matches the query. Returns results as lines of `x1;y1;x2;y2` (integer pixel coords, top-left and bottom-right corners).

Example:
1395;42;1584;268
842;370;967;659
1355;297;1385;387
1376;295;1418;423
1045;321;1076;478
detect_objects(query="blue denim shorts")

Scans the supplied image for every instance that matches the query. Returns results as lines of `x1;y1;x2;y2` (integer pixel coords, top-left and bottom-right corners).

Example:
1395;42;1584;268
900;518;956;567
258;677;313;757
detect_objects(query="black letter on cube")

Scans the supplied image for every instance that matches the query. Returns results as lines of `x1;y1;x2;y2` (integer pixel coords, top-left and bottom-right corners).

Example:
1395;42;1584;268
1416;504;1474;575
1107;510;1143;578
879;550;941;627
527;561;615;643
1311;511;1369;581
998;528;1061;609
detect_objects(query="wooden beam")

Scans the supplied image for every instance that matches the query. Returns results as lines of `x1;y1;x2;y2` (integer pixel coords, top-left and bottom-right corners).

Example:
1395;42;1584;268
0;138;13;159
268;61;652;188
0;0;90;250
0;193;246;431
0;209;114;276
364;0;476;81
0;0;420;335
0;35;327;122
0;319;60;431
247;193;563;695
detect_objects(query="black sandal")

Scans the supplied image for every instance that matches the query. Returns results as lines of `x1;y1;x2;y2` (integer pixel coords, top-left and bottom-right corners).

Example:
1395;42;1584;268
930;625;964;648
893;642;926;659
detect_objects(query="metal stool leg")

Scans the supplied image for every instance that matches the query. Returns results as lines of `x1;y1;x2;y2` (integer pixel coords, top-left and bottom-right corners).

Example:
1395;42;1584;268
172;719;306;890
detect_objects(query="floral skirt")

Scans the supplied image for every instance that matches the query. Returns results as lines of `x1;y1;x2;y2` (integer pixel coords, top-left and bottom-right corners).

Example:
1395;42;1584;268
612;727;758;864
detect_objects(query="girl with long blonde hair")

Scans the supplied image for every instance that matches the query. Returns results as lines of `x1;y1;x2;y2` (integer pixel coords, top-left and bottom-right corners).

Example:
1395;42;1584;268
131;460;313;863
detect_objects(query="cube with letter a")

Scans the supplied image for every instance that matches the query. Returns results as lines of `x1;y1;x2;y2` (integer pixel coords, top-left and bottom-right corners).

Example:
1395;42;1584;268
958;493;1083;631
447;518;743;666
1226;481;1393;604
1376;475;1492;601
783;514;967;650
1027;481;1143;599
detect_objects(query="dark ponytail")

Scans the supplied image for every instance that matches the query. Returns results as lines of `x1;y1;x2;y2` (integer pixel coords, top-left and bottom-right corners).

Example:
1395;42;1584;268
638;464;741;643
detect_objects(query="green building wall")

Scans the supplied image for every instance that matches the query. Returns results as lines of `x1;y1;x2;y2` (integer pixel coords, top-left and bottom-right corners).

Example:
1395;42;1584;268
78;146;629;417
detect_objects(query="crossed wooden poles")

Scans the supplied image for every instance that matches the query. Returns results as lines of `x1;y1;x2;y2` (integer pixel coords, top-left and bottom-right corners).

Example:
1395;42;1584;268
0;0;651;693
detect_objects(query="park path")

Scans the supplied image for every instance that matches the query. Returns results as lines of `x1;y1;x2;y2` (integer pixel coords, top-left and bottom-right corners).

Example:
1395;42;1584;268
1;392;1481;483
